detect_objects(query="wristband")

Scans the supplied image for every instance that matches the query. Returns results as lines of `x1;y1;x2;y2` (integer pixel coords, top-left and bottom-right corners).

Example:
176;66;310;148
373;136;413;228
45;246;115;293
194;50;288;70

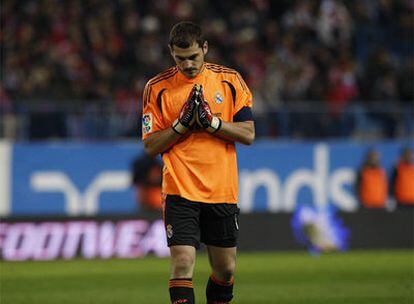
207;116;222;133
172;119;188;135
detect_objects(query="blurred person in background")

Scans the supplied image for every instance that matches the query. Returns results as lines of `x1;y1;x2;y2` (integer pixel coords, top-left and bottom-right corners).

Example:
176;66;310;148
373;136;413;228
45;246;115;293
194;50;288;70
355;149;388;209
131;153;163;212
390;147;414;208
142;21;254;304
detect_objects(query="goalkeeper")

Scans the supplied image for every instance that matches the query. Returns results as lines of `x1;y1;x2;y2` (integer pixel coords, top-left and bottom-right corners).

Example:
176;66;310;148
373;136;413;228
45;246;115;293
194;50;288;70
141;21;255;304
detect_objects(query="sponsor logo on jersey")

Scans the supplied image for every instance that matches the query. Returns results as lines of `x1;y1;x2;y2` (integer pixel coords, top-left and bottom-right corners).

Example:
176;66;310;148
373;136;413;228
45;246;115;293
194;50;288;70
142;113;153;134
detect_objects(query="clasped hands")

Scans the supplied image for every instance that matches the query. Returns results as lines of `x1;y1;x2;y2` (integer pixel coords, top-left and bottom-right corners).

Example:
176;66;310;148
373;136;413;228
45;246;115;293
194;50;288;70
172;84;222;135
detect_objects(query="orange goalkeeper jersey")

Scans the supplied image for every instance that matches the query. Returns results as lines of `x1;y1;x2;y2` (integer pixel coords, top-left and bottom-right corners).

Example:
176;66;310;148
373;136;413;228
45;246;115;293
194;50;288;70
141;63;253;203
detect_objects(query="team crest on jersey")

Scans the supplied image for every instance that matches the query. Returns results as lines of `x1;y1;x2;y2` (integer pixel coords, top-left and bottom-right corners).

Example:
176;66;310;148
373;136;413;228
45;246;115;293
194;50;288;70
166;224;173;239
142;113;153;134
214;92;223;104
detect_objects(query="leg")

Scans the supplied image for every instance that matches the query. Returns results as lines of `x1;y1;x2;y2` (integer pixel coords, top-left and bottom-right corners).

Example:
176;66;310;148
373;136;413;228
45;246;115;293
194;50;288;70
205;245;237;303
164;196;201;304
170;245;196;278
207;245;236;282
200;203;239;303
168;245;196;304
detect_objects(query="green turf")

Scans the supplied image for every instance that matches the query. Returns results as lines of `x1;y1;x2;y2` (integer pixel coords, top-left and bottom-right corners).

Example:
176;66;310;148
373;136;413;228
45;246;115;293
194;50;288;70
0;250;413;304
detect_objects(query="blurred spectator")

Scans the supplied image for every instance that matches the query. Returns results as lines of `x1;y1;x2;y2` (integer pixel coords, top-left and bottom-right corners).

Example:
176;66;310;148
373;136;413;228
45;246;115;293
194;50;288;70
399;56;414;104
317;0;352;47
390;148;414;208
326;52;358;115
131;153;163;212
355;149;388;209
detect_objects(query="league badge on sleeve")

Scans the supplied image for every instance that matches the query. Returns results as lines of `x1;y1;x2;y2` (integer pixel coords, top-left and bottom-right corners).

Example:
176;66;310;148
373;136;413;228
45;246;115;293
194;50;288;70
142;113;153;135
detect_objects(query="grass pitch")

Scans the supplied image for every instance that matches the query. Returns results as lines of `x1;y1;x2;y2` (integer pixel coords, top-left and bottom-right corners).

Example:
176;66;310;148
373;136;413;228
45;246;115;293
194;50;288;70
1;250;412;304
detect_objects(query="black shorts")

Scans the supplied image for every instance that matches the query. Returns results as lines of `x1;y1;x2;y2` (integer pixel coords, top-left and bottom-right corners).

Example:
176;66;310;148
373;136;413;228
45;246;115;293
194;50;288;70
164;195;240;248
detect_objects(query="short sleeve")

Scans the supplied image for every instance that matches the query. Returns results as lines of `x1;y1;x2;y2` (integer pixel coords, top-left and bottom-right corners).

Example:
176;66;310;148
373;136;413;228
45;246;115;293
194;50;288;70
233;72;253;115
141;83;165;140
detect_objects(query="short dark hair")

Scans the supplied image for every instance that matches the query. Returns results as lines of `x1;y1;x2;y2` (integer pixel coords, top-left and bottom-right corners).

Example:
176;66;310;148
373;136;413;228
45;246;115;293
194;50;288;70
169;21;205;48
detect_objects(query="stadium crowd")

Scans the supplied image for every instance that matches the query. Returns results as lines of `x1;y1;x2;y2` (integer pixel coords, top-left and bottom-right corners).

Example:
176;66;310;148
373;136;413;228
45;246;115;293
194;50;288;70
1;0;413;139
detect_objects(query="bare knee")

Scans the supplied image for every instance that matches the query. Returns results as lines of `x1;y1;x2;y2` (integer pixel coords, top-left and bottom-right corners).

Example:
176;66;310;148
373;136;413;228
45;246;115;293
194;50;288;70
208;246;237;282
212;260;236;282
170;249;195;278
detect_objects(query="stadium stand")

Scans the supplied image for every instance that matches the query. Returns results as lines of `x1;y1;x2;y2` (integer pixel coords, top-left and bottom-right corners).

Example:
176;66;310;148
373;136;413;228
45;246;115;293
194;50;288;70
1;0;413;139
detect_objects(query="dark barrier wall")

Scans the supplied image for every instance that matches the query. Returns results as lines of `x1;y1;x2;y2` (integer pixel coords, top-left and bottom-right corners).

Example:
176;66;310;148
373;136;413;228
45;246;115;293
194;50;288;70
1;210;412;261
341;209;413;249
239;209;413;251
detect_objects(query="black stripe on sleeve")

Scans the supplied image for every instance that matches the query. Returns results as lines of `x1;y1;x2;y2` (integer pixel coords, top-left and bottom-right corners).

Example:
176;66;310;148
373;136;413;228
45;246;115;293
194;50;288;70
222;81;236;106
233;106;253;122
156;88;166;114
